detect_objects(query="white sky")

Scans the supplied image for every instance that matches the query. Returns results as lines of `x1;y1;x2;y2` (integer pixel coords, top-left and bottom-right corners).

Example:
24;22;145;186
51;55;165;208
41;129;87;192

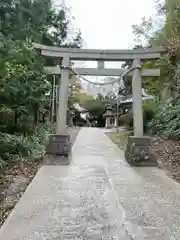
65;0;157;49
55;0;157;94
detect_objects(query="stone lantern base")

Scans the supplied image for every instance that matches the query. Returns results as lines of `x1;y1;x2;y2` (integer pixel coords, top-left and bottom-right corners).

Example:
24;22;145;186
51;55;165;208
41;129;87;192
125;136;157;167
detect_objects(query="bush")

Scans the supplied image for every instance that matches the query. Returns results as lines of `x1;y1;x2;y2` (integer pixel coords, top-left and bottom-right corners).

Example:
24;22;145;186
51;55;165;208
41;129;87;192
0;122;54;168
143;100;156;132
164;102;180;139
143;101;155;121
149;96;180;139
149;101;171;134
119;113;133;128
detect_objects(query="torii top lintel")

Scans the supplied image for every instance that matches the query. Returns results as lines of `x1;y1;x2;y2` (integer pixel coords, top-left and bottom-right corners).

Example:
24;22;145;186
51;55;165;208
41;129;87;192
33;43;166;61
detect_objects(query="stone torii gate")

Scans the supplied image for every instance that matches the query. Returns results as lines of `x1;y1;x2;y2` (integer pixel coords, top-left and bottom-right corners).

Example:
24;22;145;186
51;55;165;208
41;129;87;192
34;43;164;166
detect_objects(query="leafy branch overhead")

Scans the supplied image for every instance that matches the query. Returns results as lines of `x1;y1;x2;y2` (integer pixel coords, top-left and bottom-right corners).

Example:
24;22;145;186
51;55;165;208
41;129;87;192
131;0;180;98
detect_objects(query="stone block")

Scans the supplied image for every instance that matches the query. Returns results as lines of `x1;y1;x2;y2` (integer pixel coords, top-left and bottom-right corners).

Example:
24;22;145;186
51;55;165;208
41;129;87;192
48;134;70;143
45;134;71;157
127;136;151;146
125;136;157;167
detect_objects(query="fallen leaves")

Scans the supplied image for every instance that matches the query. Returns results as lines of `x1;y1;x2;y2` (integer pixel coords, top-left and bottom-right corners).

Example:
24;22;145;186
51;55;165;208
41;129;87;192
152;136;180;182
0;159;41;227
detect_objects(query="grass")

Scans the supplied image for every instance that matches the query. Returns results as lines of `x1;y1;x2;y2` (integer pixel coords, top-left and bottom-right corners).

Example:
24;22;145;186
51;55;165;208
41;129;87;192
106;130;132;150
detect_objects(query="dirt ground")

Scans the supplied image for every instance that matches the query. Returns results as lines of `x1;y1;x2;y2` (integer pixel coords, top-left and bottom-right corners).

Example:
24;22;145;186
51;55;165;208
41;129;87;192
0;159;41;226
152;136;180;183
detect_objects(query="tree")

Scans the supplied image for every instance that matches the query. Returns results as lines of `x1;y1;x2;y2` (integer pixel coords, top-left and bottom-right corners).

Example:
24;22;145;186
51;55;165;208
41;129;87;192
131;0;180;140
131;2;180;99
0;0;82;163
0;36;50;132
68;75;94;107
132;17;154;46
0;0;82;127
83;94;106;127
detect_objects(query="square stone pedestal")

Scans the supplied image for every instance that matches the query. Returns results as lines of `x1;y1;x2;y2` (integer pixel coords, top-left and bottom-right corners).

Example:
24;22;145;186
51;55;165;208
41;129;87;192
45;134;71;156
125;136;158;167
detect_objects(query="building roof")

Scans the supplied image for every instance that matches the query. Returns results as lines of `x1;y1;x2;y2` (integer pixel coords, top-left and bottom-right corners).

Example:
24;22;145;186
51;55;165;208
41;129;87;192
73;103;88;113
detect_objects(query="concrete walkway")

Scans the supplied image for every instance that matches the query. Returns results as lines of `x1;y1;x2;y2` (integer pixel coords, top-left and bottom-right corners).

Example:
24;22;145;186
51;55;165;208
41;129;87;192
1;128;180;239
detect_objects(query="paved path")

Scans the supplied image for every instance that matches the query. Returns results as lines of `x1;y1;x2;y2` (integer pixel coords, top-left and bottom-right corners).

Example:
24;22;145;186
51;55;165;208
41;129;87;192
1;128;180;239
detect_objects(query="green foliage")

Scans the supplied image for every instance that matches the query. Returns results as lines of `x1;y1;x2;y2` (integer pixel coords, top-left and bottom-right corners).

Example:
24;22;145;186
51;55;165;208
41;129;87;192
83;95;106;119
0;0;82;46
119;113;133;128
149;101;171;134
143;100;156;129
131;1;180;140
0;123;54;168
68;75;93;109
0;37;50;130
0;0;82;168
150;95;180;139
131;0;180;99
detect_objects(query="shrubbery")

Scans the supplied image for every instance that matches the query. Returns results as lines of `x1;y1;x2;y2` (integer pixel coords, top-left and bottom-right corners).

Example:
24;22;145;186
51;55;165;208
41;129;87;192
0;123;54;168
149;96;180;139
143;100;156;132
119;113;133;128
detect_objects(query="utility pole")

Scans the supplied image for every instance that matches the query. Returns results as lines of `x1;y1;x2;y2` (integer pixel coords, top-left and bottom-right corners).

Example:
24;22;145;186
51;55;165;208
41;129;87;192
116;93;119;132
51;75;56;123
116;81;121;133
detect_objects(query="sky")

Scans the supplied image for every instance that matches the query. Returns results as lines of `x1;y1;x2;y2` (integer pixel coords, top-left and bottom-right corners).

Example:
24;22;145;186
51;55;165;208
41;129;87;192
55;0;157;94
65;0;157;49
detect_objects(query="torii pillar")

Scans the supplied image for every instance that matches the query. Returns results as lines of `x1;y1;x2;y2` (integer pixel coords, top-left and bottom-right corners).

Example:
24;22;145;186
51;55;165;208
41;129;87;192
125;59;157;166
46;56;71;158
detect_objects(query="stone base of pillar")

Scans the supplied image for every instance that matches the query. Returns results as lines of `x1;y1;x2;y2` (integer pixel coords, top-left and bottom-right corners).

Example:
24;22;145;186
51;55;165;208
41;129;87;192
45;134;71;157
125;136;157;167
105;125;112;129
